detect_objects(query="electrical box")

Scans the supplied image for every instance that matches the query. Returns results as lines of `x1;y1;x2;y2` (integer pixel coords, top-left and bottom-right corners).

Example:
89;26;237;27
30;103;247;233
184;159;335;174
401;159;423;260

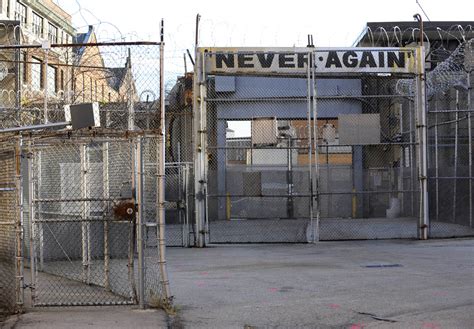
64;102;101;130
251;117;277;146
338;114;380;145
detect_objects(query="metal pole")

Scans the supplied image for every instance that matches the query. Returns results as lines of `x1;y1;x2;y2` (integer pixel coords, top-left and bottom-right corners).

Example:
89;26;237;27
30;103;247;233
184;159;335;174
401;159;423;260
306;50;315;242
184;164;190;247
193;48;208;247
311;50;320;242
15;136;24;310
434;97;439;222
158;18;172;302
38;150;44;271
43;49;49;123
409;101;415;216
136;138;145;308
129;139;137;303
468;74;473;228
102;139;110;291
80;144;90;283
415;46;429;239
452;90;459;223
28;141;36;304
127;48;134;131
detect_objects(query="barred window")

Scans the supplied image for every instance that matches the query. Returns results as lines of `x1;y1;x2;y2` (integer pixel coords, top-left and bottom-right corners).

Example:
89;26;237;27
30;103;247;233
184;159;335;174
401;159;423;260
14;1;27;25
32;12;43;37
48;23;58;44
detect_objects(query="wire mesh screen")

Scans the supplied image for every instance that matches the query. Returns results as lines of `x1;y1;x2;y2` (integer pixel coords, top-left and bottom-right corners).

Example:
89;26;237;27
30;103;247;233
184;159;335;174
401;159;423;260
198;48;424;243
24;134;170;307
318;74;420;240
30;137;137;306
203;52;316;243
0;43;161;131
427;39;474;238
0;136;21;313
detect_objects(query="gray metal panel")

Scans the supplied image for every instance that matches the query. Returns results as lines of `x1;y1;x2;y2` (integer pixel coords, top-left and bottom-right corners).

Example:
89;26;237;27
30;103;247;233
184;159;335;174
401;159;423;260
215;76;236;92
338;114;381;145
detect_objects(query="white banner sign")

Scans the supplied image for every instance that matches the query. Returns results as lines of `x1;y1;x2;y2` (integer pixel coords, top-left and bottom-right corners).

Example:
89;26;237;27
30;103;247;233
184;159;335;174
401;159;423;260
202;47;418;75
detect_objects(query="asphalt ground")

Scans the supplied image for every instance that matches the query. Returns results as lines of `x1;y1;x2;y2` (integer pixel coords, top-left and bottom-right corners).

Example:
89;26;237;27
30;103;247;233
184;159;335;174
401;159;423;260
167;239;474;328
1;238;473;328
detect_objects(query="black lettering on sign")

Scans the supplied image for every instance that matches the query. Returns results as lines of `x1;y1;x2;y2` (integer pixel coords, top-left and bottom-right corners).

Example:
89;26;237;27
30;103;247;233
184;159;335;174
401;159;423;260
342;51;358;68
238;53;254;68
257;53;275;68
325;51;342;68
297;53;312;68
378;52;385;67
215;53;234;69
387;51;405;68
279;53;295;68
360;51;376;68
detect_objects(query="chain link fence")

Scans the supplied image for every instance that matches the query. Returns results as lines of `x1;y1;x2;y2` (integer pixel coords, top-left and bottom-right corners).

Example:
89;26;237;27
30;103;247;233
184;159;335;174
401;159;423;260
203;52;316;243
0;39;173;310
318;73;420;240
427;39;474;238
21;132;171;307
195;48;426;243
0;135;22;314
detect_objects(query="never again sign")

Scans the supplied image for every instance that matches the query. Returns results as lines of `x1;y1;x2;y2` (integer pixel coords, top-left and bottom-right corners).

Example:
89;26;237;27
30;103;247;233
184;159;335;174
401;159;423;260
203;47;417;75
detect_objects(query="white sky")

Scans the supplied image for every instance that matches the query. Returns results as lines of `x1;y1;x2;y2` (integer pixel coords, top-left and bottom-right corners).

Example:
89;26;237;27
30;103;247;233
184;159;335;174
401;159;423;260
56;0;473;74
55;0;473;136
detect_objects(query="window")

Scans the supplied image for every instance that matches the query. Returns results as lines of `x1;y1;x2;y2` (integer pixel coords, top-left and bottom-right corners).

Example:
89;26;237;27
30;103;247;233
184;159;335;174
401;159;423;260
19;52;27;83
48;23;58;44
14;1;26;25
31;57;42;91
47;65;57;95
32;12;43;37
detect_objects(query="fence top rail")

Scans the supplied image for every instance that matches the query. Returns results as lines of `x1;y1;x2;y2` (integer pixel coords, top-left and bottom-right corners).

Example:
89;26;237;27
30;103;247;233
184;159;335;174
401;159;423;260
0;41;162;50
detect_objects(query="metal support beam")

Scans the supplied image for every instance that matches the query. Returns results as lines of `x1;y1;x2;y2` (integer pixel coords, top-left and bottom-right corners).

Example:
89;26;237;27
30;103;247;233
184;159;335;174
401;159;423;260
193;49;208;247
415;46;429;239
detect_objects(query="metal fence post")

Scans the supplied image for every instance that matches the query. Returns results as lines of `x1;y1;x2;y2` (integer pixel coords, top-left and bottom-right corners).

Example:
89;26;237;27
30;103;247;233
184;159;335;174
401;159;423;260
415;46;429;239
135;137;145;308
15;136;24;310
80;144;91;283
311;49;320;242
158;20;172;302
467;73;472;228
193;48;208;248
28;140;36;304
102;140;110;291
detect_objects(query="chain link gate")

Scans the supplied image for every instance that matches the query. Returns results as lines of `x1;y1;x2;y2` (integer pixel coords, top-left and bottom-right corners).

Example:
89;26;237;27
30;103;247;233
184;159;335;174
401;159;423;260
0;37;173;308
194;46;429;244
198;49;318;244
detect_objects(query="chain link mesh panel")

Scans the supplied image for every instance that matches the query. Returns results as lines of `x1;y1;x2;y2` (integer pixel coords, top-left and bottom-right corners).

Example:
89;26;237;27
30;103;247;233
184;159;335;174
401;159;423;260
30;137;137;306
427;40;474;237
0;136;20;314
203;51;316;243
318;73;420;240
0;43;161;131
199;49;424;242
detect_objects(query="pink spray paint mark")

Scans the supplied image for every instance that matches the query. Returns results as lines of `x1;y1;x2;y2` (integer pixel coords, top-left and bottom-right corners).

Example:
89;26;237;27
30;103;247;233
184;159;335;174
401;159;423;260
268;288;278;292
200;271;209;275
349;324;364;329
422;322;441;329
329;303;341;309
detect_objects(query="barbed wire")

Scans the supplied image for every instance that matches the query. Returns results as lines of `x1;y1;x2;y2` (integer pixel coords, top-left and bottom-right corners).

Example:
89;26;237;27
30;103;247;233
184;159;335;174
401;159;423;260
396;38;473;97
